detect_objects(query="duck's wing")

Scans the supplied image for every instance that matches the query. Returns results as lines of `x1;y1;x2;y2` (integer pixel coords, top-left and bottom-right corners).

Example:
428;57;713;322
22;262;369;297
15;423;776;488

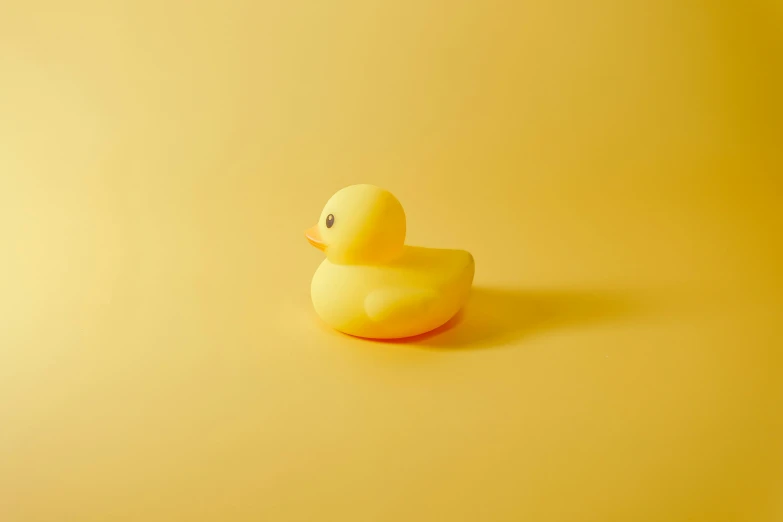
364;286;441;323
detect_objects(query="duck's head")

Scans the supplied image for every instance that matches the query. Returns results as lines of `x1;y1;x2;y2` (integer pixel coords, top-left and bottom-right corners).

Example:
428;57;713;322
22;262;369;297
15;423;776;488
305;184;406;265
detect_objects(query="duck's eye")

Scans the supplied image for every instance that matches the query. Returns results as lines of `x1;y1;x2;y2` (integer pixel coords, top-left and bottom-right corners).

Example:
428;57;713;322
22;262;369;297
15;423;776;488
325;214;335;228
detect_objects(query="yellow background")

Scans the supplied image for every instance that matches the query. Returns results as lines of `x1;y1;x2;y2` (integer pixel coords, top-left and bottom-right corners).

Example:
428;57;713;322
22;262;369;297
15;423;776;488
1;1;781;520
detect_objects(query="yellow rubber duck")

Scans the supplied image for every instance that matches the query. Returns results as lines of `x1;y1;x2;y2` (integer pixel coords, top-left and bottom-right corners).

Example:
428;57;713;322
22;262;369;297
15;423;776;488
305;184;474;339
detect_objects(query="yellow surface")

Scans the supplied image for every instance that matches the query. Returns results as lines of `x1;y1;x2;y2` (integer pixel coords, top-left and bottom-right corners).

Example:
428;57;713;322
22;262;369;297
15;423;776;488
1;1;781;521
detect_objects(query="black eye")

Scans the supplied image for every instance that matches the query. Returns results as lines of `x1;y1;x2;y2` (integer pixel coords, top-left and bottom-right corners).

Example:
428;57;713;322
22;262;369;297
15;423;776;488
325;214;335;228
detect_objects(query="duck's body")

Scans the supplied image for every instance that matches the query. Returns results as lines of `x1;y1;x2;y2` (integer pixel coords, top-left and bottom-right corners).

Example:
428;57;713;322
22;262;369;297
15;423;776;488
312;246;474;339
305;184;475;340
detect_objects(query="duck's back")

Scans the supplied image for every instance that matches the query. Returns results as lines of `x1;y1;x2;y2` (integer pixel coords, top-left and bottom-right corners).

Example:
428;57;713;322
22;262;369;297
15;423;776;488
390;246;474;288
311;246;474;339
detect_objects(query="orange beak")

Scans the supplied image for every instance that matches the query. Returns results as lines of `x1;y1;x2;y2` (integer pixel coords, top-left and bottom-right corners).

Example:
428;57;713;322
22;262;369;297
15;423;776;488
305;225;326;251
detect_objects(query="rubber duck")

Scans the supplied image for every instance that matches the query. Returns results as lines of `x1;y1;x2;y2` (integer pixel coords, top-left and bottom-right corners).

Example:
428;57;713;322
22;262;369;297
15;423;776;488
305;184;474;339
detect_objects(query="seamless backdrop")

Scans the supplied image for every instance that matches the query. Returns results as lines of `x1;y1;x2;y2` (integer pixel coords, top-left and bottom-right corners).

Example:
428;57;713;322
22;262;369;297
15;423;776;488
1;1;782;521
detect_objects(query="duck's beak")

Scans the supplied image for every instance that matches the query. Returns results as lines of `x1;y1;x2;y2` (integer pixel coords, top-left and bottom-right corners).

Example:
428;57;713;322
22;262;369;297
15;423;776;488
305;225;327;251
